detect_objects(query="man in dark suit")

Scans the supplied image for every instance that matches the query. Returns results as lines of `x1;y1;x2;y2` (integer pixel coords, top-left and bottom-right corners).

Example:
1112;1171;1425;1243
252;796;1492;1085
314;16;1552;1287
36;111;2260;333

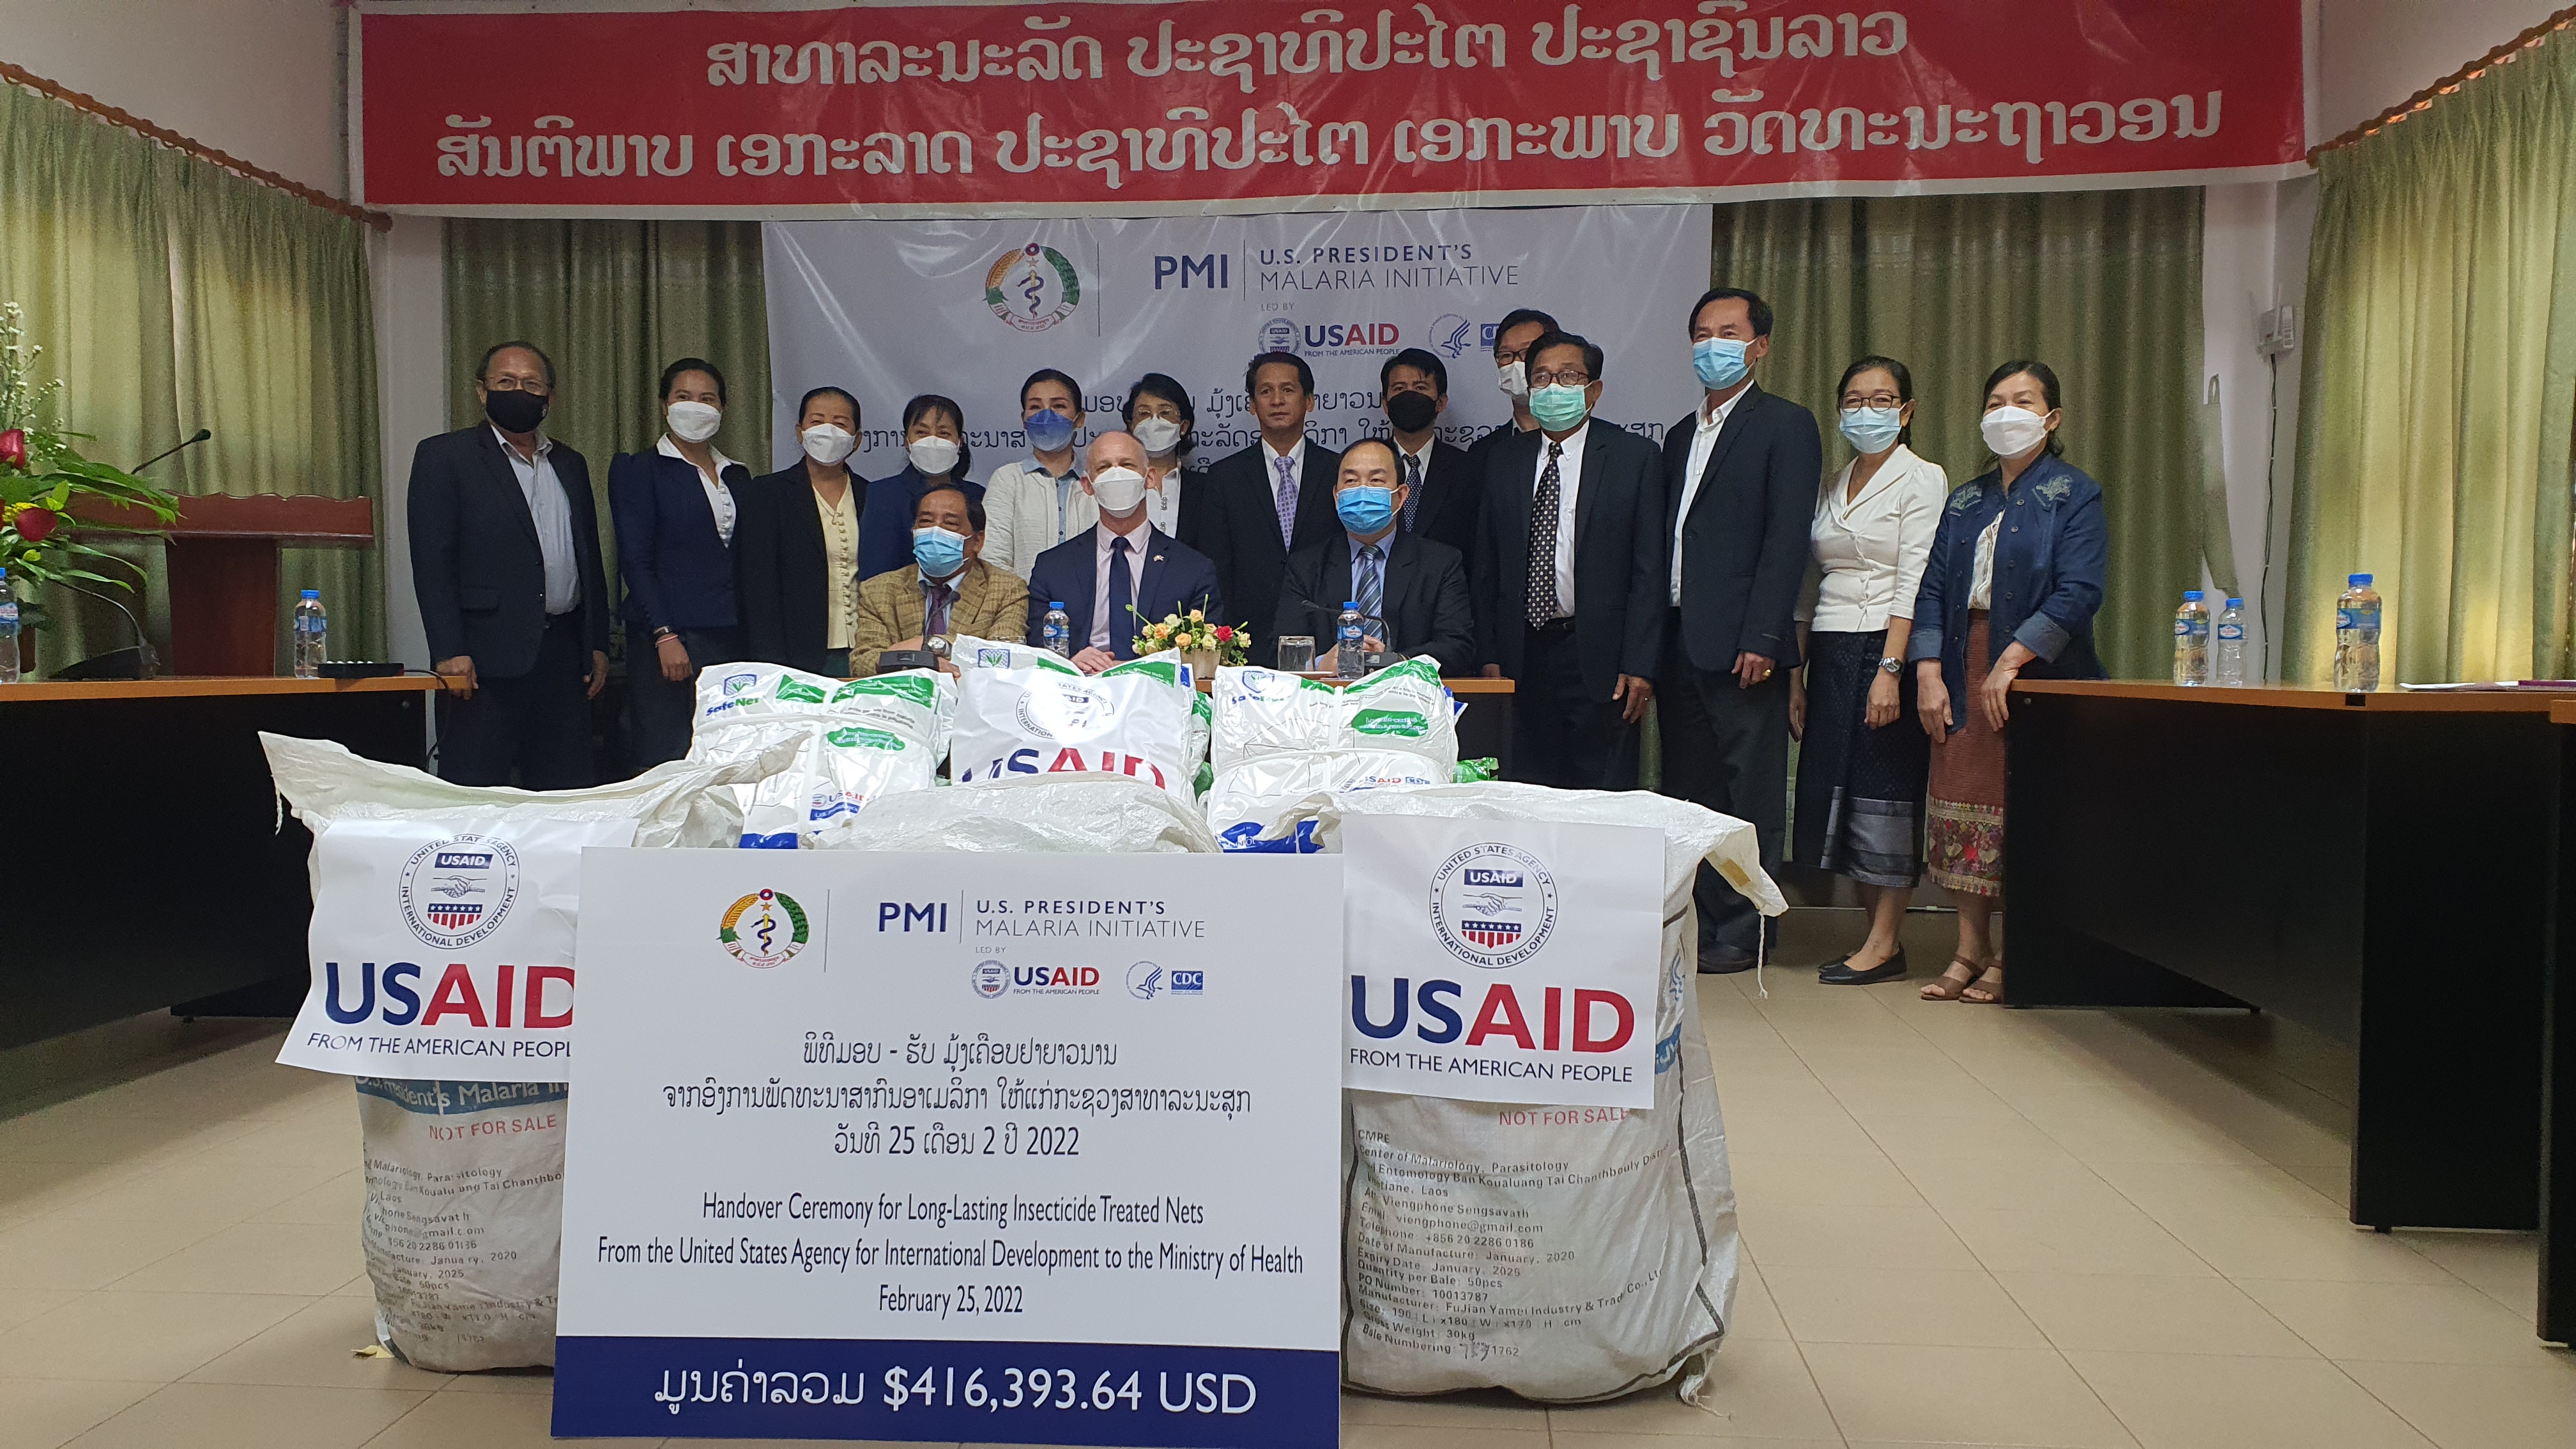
1471;331;1664;790
1025;430;1224;672
1195;351;1340;666
1463;307;1558;477
1274;438;1476;675
407;341;611;788
1659;286;1824;972
1380;348;1480;562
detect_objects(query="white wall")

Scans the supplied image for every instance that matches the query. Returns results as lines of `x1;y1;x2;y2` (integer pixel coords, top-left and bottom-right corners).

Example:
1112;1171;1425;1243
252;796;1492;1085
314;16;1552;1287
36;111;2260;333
2317;0;2565;137
0;0;347;195
371;215;445;670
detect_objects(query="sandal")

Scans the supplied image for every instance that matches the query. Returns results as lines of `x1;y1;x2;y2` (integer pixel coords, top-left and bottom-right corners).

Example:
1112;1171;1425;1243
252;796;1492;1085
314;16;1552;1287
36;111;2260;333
1961;964;2005;1004
1919;958;1981;1001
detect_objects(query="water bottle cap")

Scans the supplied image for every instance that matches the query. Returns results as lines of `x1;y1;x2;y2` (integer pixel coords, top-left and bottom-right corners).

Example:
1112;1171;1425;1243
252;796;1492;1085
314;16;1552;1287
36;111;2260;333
2349;573;2372;586
300;589;319;599
2183;590;2203;601
2225;597;2242;608
1345;601;1358;610
1049;601;1064;610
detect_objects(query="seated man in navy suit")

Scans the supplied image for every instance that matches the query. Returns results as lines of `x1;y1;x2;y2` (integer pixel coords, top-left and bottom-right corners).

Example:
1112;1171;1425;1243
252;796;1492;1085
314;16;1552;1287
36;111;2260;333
1273;438;1475;675
1025;430;1224;673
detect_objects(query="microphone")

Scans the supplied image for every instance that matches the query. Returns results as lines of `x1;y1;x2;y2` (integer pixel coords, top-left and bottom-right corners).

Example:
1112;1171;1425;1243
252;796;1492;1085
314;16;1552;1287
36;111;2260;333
131;427;211;475
49;578;160;680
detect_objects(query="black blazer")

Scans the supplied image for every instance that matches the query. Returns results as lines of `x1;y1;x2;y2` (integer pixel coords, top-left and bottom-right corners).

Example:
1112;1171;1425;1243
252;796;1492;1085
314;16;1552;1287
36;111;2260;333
405;424;609;679
1400;439;1482;560
608;448;755;633
1661;383;1824;673
1273;530;1477;677
735;465;866;675
1023;525;1225;661
1197;438;1342;656
1471;419;1667;700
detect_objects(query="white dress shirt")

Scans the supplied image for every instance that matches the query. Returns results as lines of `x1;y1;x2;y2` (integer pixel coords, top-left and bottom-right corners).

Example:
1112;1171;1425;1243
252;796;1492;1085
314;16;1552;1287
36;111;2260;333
656;434;741;545
813;480;861;650
1089;521;1149;649
1670;386;1750;604
1262;437;1308;536
981;455;1082;580
1531;425;1588;618
1797;445;1948;632
493;425;582;617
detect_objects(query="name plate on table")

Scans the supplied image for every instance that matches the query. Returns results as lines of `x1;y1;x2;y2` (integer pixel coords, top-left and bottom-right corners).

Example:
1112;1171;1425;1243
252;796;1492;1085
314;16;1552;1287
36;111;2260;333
553;849;1344;1445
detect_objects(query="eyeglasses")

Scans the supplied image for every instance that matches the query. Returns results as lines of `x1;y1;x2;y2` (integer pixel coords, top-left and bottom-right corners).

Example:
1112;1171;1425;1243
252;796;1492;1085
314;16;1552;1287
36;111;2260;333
1528;369;1591;388
486;376;551;395
1841;394;1903;410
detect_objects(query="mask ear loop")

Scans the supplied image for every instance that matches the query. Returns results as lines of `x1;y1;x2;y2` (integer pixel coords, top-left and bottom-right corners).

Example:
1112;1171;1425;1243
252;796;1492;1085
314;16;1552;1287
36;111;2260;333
1754;928;1768;1000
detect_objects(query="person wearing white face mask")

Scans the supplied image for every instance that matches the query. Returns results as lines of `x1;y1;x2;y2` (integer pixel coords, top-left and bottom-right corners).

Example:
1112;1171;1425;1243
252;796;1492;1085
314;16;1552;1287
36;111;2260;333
1906;359;2108;1004
1791;356;1947;986
982;368;1089;581
1462;307;1560;480
737;385;867;676
857;394;983;581
608;355;757;767
1121;372;1197;544
1023;431;1225;675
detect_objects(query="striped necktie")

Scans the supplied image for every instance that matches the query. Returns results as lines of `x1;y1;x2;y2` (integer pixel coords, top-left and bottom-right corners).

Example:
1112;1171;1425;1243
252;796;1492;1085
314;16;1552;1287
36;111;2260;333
1354;541;1384;624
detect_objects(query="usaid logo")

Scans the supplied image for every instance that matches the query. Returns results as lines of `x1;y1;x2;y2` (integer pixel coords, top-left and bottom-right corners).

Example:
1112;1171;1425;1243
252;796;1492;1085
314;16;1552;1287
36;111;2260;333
1429;842;1558;969
973;960;1009;999
398;836;519;949
1014;682;1107;739
1256;317;1299;354
977;963;1103;998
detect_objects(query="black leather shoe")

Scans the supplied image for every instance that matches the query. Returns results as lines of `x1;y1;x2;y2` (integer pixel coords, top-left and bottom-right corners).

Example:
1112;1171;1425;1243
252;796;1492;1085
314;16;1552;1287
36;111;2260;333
1819;948;1909;985
1697;943;1758;975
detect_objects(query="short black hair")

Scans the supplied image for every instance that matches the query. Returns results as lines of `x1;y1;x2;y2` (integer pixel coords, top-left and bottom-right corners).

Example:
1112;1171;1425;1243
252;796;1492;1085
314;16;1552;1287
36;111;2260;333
1123;372;1196;457
1244;351;1314;398
1982;359;2066;458
478;340;554;388
917;483;987;535
1526;330;1604;386
1339;436;1401;475
1688;287;1774;339
1492;309;1558;356
659;356;726;404
1020;369;1082;409
1381;348;1448;396
1836;356;1914;447
901;394;971;478
797;385;860;422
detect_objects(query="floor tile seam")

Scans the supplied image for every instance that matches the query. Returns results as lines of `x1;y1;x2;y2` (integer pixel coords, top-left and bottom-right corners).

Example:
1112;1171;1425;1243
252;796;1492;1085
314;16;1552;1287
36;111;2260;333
2313;1354;2455;1449
355;1387;452;1447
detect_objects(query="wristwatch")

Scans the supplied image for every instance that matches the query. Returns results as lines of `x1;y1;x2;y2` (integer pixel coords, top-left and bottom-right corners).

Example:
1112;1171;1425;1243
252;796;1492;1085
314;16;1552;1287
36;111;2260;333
1877;656;1904;675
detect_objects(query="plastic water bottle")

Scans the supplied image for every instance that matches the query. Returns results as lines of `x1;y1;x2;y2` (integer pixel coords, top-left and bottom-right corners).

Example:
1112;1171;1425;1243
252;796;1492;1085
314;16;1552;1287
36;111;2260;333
0;567;19;684
1336;599;1367;679
292;588;327;678
2171;590;2209;686
2334;573;2381;692
2214;597;2246;687
1041;601;1071;658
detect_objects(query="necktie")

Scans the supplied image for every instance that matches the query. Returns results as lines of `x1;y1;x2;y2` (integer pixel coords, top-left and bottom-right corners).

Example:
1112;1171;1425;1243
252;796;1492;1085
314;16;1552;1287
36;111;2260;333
1355;542;1384;624
924;579;953;640
1400;452;1424;532
1107;535;1134;656
1526;440;1563;627
1273;454;1298;549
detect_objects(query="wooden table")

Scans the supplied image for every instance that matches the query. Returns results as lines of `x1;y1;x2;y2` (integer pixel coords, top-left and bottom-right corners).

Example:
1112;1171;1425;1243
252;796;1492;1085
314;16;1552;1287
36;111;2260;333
0;676;439;1046
2542;700;2576;1342
2006;680;2566;1341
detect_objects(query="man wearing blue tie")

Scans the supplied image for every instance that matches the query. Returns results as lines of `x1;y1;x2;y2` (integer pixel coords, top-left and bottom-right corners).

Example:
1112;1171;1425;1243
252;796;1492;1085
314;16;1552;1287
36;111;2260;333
1025;430;1225;673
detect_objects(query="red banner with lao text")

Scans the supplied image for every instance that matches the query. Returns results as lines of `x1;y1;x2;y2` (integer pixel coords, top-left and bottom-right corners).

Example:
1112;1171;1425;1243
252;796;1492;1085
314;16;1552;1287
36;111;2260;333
354;1;2306;215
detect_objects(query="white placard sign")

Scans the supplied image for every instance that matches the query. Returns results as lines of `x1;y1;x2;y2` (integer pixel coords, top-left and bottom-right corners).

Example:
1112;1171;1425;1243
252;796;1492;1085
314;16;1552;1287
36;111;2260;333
1342;815;1662;1108
551;849;1344;1446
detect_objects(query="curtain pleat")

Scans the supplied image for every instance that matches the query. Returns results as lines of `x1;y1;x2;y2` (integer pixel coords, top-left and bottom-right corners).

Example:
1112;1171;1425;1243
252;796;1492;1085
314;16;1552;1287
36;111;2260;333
2290;30;2576;683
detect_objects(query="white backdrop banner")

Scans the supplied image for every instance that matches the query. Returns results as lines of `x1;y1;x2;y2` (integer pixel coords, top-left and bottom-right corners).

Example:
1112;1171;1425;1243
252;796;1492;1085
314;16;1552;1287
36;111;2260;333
763;206;1714;479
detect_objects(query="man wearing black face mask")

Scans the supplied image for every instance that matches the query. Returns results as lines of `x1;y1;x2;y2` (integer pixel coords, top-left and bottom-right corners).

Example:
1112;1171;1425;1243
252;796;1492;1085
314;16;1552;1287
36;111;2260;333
1380;348;1480;564
406;341;613;787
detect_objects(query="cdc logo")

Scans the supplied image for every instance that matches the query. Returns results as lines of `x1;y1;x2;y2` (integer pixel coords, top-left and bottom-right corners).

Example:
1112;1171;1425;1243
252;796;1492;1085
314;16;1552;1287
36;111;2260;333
973;960;1009;999
1127;962;1206;999
1429;843;1559;969
397;836;519;949
1256;317;1299;354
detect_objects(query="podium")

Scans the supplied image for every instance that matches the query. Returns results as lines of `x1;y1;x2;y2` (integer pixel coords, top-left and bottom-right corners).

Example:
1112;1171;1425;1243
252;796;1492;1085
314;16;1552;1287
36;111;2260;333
78;493;375;675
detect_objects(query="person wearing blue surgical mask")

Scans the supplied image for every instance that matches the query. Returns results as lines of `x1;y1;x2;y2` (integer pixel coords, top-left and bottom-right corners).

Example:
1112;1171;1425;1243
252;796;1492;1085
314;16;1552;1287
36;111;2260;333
983;368;1090;581
851;484;1028;674
1791;356;1948;986
1275;437;1475;675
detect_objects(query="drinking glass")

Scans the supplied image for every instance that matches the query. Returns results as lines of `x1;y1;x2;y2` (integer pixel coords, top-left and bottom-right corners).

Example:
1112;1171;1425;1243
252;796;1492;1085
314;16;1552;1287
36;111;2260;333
1276;636;1316;672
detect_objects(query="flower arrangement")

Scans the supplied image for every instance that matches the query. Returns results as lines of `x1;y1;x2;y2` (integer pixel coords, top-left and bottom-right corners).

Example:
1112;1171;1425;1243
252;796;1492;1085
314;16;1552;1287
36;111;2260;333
1131;606;1250;666
0;302;182;613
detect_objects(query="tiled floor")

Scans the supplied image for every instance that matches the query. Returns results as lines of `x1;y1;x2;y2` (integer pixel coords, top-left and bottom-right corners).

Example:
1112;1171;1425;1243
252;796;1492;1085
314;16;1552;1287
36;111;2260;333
3;910;2572;1448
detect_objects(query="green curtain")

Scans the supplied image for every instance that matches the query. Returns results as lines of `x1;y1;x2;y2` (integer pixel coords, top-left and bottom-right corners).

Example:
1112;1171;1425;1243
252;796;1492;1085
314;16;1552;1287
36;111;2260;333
443;219;770;595
0;82;381;673
2289;30;2576;684
1710;189;2208;682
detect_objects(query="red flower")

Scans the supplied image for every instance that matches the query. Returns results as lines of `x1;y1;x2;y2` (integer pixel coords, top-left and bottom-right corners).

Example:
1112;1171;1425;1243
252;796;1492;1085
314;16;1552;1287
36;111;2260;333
1215;625;1234;643
12;505;56;543
0;429;24;470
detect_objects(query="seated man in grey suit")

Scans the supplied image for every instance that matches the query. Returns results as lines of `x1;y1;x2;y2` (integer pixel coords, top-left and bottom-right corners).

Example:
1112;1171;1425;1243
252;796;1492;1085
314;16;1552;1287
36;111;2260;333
1272;438;1475;675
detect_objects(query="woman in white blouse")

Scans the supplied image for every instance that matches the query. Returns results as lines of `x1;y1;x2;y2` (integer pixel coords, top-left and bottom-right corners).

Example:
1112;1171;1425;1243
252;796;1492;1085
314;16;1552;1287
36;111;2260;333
1790;356;1947;985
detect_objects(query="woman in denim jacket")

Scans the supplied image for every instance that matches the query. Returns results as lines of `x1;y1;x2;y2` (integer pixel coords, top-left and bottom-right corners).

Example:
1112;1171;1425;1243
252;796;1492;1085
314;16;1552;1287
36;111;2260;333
1906;360;2106;1002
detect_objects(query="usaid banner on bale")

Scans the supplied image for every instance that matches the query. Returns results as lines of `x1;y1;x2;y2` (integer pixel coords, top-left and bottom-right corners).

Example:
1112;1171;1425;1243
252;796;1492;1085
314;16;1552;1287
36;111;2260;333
276;816;636;1080
553;848;1343;1445
762;204;1709;482
1343;815;1661;1108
